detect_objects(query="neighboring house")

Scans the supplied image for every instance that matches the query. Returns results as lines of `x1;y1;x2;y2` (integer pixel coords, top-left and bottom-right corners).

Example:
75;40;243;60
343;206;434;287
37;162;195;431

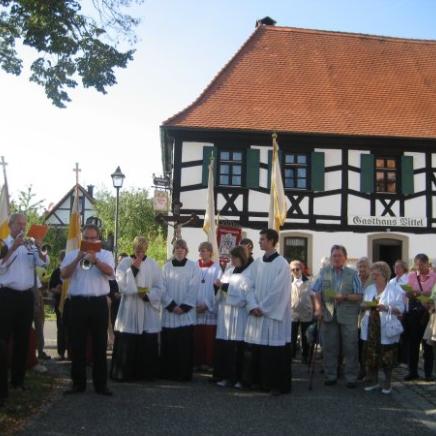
44;184;97;227
160;18;436;272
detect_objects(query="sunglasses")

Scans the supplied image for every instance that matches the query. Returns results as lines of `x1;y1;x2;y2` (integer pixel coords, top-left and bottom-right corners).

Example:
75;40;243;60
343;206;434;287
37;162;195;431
291;268;300;272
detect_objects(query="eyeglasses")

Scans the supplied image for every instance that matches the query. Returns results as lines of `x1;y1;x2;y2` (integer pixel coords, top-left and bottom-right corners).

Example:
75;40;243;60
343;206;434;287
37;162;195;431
291;268;300;272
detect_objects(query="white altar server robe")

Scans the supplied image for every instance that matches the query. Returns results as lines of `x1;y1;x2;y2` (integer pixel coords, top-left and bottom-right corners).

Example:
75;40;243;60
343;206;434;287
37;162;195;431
115;256;163;334
196;261;222;326
216;267;251;341
161;259;201;328
245;255;292;346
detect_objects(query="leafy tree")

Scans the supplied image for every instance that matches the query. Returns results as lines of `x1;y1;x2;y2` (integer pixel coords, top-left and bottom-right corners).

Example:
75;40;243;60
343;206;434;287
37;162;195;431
0;0;142;107
10;184;45;224
94;187;167;264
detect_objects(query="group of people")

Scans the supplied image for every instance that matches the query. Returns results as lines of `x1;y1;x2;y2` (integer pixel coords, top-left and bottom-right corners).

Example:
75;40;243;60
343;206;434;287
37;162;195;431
1;213;436;406
111;229;292;395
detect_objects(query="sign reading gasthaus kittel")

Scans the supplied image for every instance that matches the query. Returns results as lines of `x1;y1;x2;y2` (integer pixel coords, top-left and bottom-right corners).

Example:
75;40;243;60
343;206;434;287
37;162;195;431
349;216;427;228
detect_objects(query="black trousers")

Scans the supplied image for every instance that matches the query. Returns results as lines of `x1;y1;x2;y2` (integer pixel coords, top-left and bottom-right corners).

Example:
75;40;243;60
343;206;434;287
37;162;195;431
0;288;34;399
291;321;311;361
69;296;109;391
160;326;194;381
405;310;433;377
242;343;292;393
55;304;69;358
213;339;244;383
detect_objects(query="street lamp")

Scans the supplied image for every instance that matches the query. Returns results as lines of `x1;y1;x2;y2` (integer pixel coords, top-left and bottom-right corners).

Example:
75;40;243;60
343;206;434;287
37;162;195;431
111;166;125;264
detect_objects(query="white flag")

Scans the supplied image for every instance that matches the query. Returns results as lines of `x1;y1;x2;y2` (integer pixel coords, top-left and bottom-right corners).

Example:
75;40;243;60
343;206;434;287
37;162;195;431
203;155;219;261
268;133;288;231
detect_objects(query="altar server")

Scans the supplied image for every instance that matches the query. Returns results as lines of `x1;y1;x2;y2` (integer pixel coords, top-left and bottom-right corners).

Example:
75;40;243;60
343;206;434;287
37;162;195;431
243;229;292;395
161;239;200;381
214;246;251;388
111;236;163;381
194;242;222;369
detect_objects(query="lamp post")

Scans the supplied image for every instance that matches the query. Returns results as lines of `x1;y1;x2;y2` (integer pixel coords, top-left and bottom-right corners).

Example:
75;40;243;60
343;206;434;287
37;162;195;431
111;166;125;264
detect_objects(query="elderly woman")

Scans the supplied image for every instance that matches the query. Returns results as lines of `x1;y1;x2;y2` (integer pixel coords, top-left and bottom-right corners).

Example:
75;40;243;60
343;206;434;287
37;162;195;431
214;246;251;388
361;261;405;394
111;236;163;381
290;260;312;363
405;253;436;381
161;239;200;381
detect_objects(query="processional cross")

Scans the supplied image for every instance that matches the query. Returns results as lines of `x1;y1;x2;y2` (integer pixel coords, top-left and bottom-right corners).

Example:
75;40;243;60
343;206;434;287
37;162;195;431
73;162;81;185
156;201;198;245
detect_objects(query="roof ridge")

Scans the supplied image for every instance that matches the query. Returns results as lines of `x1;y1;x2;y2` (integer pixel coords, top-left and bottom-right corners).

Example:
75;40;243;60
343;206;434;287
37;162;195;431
162;25;263;126
267;24;436;44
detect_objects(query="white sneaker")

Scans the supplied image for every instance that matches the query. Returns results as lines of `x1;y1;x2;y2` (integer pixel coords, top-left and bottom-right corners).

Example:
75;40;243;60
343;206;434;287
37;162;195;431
364;384;380;392
216;380;229;387
234;382;242;389
32;363;48;373
381;388;392;395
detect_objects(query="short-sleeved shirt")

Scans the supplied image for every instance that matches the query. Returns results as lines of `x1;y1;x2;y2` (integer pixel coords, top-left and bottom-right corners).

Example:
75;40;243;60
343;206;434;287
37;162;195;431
61;249;114;297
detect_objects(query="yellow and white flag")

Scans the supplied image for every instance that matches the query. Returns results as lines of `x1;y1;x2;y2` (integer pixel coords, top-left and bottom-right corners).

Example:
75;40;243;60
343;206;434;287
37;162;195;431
60;185;81;312
203;154;219;261
0;184;9;239
268;133;288;232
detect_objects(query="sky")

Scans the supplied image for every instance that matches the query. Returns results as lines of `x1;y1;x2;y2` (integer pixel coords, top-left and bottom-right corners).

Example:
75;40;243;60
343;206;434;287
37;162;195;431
1;0;436;210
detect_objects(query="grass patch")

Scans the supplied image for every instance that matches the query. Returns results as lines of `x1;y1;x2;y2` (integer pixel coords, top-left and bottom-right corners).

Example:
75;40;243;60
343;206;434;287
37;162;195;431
0;371;55;435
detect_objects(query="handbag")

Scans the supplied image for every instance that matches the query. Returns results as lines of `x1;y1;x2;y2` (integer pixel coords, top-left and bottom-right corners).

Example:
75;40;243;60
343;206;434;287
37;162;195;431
385;307;404;338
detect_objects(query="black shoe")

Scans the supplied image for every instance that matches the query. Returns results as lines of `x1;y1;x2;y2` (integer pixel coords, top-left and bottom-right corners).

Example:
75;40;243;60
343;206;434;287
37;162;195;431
63;386;86;395
424;376;435;382
404;374;419;381
38;352;51;361
346;382;357;389
95;388;113;396
270;389;282;396
324;380;337;386
0;397;5;407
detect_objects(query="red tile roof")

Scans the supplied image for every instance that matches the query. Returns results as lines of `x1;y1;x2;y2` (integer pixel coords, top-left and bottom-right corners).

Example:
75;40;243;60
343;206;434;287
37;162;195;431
163;25;436;139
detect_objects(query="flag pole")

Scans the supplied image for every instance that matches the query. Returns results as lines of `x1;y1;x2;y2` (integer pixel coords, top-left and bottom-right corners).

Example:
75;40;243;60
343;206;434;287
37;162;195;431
0;156;10;210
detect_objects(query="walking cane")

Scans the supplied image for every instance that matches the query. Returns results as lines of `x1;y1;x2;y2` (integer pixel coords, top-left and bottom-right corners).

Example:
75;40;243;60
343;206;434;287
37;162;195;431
308;320;320;391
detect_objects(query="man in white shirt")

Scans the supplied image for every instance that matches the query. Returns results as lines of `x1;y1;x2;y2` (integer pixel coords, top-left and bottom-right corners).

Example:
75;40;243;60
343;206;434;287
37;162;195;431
0;213;49;406
61;224;114;396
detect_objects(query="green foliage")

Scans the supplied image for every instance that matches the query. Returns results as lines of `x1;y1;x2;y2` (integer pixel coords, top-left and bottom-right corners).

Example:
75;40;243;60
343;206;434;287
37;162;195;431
94;187;167;264
10;185;45;225
0;0;142;107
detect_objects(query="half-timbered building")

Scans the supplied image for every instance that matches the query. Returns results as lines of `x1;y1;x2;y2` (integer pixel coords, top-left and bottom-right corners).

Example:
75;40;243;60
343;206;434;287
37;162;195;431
44;184;97;227
160;19;436;272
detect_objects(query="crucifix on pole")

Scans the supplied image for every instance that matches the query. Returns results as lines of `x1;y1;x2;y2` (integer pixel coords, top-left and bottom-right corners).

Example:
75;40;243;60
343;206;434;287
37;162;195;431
156;200;198;245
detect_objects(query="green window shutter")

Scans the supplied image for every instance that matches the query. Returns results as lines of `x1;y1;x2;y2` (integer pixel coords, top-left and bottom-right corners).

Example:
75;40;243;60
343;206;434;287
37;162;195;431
311;152;325;191
202;146;216;187
360;154;375;193
267;150;273;190
401;155;414;195
246;149;260;189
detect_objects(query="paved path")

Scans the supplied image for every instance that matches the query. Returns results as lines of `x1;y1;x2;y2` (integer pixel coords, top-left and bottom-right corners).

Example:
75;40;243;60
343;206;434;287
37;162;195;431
20;321;435;436
15;323;435;436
